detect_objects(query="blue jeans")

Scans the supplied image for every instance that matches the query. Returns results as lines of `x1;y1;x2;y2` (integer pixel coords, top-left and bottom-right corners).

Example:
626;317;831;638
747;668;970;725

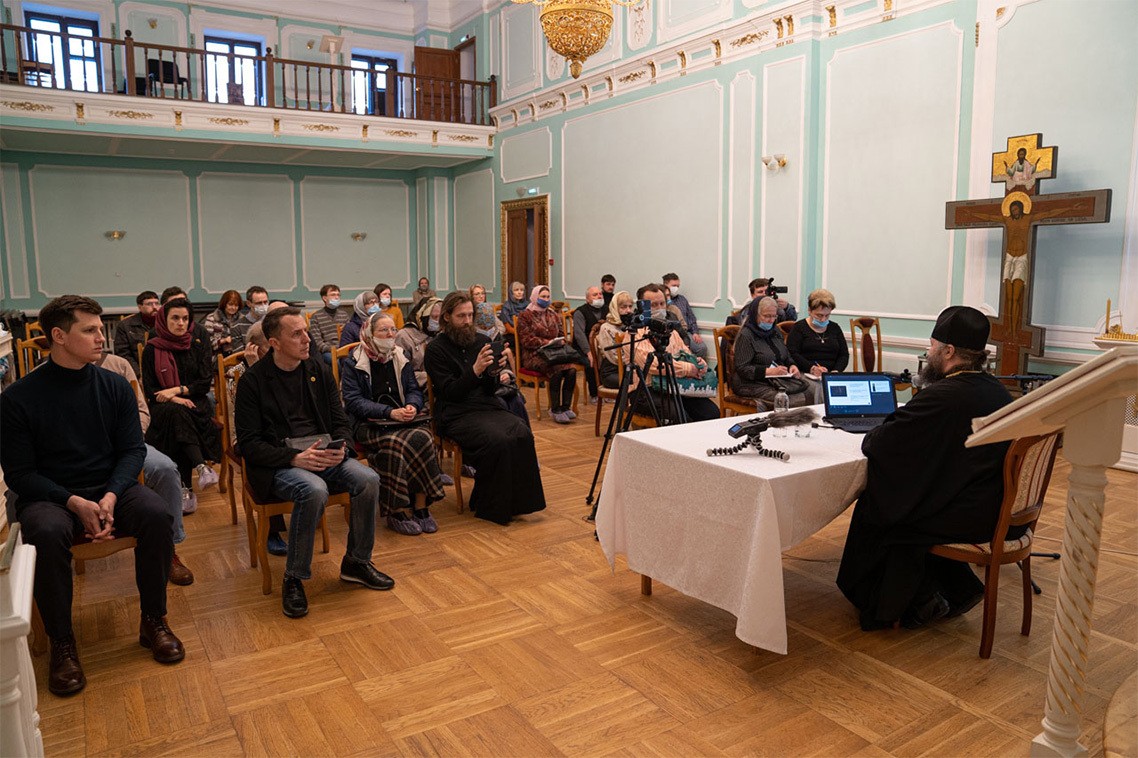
144;444;185;545
271;458;379;580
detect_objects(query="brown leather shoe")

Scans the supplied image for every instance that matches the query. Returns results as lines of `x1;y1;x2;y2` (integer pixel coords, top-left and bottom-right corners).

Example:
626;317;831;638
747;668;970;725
48;634;86;696
139;615;185;664
169;553;194;586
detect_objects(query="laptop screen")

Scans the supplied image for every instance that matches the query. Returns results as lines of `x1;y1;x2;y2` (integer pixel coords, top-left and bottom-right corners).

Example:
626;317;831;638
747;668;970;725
822;373;898;418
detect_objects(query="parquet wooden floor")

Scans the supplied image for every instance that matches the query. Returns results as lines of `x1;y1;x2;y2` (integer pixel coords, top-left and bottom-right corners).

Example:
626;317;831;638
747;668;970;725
33;397;1138;757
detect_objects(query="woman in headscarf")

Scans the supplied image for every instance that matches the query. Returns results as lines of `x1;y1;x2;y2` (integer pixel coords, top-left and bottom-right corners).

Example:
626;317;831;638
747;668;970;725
469;283;505;340
340;290;380;346
341;312;445;536
595;290;634;389
203;289;244;355
498;280;528;328
516;284;578;424
141;298;222;508
396;296;442;388
731;296;812;408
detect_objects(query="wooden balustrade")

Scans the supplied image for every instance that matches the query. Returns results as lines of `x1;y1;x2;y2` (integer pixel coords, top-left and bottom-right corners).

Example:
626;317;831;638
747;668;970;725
0;23;496;125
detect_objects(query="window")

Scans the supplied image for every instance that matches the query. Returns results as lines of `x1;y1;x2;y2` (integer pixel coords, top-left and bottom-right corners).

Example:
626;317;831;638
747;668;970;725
204;35;262;105
350;53;398;116
23;12;101;92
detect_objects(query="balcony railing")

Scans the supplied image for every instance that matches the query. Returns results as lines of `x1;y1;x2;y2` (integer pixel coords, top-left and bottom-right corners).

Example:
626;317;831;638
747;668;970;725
0;23;497;125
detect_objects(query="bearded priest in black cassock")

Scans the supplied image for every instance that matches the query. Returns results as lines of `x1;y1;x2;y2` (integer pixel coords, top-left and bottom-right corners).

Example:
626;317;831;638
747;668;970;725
837;306;1016;631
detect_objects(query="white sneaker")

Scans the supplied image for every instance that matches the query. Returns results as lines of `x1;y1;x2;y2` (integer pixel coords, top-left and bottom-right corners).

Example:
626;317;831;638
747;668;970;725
196;464;219;491
181;488;198;515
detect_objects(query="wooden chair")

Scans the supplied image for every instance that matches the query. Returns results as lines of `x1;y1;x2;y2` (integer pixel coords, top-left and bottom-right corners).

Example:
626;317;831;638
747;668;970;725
135;334;150;374
26;320;44;338
614;333;657;430
712;325;768;417
15;335;48;378
240;457;347;595
851;316;910;391
589;323;622;437
215;353;244;524
331;341;359;388
424;377;465;513
929;431;1062;659
777;320;796;342
513;326;546;420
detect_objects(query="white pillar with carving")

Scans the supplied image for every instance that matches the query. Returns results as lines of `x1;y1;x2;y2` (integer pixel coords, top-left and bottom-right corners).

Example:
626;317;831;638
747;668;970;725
0;526;43;758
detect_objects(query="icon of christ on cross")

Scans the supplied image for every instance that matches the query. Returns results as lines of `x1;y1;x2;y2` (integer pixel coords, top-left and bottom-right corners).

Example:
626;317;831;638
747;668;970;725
945;134;1112;376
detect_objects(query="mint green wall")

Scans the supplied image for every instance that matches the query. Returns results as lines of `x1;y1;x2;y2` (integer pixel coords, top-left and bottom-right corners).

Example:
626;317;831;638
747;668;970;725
453;168;495;293
0;154;423;309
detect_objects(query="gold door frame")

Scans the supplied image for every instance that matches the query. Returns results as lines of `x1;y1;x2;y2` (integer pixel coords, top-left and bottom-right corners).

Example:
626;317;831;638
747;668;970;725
499;195;550;297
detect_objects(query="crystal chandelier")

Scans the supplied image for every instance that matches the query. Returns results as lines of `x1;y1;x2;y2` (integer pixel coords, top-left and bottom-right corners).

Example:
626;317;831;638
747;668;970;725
512;0;644;79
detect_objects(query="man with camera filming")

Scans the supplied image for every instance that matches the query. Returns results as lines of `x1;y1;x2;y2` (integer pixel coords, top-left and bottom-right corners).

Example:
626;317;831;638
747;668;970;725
728;277;798;325
235;306;394;619
625;284;719;424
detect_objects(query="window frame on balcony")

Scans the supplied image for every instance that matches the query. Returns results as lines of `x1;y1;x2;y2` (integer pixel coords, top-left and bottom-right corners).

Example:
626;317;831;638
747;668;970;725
22;10;102;92
203;33;264;106
350;52;398;117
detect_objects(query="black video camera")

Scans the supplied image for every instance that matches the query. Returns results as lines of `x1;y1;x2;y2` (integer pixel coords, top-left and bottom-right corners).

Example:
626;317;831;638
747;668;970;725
765;277;788;297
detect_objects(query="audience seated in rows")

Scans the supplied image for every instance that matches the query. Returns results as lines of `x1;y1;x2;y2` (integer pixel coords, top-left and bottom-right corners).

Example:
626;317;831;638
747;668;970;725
517;285;578;424
341;312;445;536
372;283;404;329
161;286;211;346
786;288;848;378
397;297;442;388
410;277;436;308
141;299;222;503
728;278;798;326
424;292;546;525
731;296;813;407
308;283;351;364
234;307;394;619
341;291;379;346
572;286;608;403
231;286;269;349
663;272;708;359
203;289;245;356
113;289;159;376
470;283;505;340
1;295;186;697
499;280;528;327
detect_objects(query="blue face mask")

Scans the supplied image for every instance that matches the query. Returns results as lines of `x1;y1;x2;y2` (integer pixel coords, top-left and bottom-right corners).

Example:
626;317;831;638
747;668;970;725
757;321;774;331
536;298;550;309
367;304;380;315
811;318;829;329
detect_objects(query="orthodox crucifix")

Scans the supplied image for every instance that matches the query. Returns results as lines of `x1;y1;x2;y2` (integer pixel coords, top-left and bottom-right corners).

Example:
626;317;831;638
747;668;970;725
945;133;1112;376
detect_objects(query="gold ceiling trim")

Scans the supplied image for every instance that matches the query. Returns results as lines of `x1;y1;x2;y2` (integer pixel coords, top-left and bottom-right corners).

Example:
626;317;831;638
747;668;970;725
303;123;338;132
208;117;249;126
108;109;154;120
1;100;53;112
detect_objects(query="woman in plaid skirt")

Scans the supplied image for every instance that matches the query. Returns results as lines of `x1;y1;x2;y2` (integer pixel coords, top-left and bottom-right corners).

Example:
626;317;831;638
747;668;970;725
341;313;445;536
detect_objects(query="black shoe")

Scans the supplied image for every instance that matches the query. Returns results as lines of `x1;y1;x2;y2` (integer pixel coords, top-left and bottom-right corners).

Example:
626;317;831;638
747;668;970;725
267;532;288;556
858;611;898;632
48;634;86;696
946;591;985;618
901;592;950;629
339;558;395;590
282;575;308;618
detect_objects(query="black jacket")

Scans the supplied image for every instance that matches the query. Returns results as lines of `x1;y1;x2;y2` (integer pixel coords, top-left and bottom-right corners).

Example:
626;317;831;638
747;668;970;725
234;351;353;501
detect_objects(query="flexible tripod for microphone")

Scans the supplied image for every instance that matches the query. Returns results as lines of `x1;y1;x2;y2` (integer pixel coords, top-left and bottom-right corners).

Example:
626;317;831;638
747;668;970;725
585;332;687;522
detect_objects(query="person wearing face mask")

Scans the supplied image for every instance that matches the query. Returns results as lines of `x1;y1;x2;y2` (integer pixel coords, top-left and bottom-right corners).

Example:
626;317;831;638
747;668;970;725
341;291;380;346
516;285;578;424
309;284;351;364
786;289;848;403
661;273;707;359
730;296;812;409
411;277;436;308
341;313;446;536
372;283;404;329
572;286;608;403
231;285;270;349
499;281;529;329
396;296;443;388
203;290;245;356
469;283;505;340
595;290;634;389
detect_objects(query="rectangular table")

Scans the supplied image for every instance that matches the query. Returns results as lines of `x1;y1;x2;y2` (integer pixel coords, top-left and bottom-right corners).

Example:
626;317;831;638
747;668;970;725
595;408;867;654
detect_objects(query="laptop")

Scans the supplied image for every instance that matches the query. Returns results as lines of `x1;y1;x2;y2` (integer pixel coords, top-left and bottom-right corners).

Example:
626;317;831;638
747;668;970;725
821;373;898;433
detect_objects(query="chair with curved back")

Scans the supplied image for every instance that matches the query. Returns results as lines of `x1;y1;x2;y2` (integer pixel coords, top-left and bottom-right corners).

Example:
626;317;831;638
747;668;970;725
26;320;44;338
777;320;796;343
513;326;547;420
423;376;465;513
589;323;622;437
15;335;48;379
929;431;1062;659
850;316;909;391
712;325;769;417
215;353;244;525
331;341;360;389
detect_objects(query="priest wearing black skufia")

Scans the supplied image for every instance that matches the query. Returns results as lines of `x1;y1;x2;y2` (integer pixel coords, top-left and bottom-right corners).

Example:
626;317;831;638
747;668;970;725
424;291;546;525
837;306;1014;631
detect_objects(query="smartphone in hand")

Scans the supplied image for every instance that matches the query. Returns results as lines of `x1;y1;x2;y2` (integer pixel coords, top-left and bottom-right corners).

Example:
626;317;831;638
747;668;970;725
324;439;347;450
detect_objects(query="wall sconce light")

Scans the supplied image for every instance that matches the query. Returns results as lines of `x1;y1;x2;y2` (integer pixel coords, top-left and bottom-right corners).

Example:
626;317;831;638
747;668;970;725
350;232;367;242
147;18;158;29
761;154;788;173
104;230;126;241
306;39;315;50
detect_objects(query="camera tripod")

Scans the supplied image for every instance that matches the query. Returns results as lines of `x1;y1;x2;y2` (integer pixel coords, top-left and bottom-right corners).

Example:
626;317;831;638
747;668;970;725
585;331;687;522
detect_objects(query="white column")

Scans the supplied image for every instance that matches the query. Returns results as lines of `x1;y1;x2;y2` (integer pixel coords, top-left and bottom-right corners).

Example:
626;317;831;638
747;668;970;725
1031;397;1125;758
0;530;44;758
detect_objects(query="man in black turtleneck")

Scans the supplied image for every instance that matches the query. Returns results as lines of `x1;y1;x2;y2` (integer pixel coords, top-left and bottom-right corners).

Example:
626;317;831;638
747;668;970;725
1;295;185;697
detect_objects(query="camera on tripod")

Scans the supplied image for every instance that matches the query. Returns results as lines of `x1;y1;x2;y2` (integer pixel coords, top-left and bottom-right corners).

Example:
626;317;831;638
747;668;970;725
623;299;677;350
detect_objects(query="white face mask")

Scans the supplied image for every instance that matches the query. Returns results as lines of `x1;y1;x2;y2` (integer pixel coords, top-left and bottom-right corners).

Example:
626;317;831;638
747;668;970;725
379;296;391;307
669;285;679;296
327;298;340;309
252;303;268;318
651;308;667;321
374;337;395;353
590;298;605;309
427;317;440;332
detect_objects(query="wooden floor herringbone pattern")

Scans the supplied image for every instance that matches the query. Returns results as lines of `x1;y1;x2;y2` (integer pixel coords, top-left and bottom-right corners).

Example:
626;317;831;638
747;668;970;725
33;397;1138;757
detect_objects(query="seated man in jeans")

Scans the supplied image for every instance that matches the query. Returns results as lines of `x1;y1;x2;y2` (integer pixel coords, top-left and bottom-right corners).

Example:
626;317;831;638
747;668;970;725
1;295;184;697
235;306;394;618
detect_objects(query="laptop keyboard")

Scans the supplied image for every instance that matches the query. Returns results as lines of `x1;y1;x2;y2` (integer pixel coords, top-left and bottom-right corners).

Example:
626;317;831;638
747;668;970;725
833;417;881;432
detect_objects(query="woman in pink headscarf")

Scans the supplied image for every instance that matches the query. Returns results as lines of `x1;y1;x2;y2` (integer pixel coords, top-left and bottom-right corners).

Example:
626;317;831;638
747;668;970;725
515;285;578;423
141;298;221;508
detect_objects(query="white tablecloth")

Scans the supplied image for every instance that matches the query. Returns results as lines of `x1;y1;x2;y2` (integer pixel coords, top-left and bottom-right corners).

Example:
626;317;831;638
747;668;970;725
595;407;867;654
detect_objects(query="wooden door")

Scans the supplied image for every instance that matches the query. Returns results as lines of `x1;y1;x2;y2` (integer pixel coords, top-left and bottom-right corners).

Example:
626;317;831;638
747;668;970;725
506;208;529;287
413;46;459;121
533;203;548;287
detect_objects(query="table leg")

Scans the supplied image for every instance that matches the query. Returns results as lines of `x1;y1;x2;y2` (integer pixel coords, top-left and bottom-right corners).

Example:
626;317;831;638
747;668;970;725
640;575;652;596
